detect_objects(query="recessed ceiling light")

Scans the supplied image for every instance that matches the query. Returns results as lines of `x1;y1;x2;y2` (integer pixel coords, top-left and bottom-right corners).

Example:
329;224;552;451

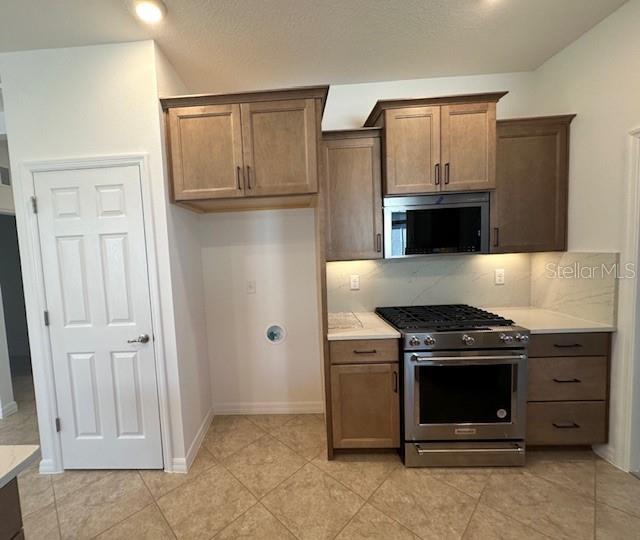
134;0;167;24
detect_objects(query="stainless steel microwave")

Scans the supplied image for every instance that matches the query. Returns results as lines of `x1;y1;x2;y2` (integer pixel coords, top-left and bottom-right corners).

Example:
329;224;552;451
383;193;490;258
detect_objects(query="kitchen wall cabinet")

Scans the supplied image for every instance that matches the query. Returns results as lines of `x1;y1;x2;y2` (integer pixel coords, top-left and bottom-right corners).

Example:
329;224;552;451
491;115;575;253
329;338;400;449
167;104;244;201
364;93;506;196
526;332;610;446
162;86;328;212
322;129;383;261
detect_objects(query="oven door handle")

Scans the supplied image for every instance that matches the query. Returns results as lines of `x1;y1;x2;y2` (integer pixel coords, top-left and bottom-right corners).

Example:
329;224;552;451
410;354;525;366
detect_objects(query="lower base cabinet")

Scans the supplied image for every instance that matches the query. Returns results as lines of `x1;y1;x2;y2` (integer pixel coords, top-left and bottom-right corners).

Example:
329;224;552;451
331;363;400;449
0;478;24;540
526;332;611;446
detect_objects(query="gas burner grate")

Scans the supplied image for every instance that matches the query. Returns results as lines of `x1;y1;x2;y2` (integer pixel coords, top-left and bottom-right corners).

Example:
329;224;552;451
375;304;514;331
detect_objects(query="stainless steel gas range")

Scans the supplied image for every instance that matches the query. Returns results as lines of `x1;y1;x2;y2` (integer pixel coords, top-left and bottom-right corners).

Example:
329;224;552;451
375;305;530;467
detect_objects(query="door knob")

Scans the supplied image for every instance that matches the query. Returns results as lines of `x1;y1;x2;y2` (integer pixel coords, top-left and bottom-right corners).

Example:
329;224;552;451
128;334;150;344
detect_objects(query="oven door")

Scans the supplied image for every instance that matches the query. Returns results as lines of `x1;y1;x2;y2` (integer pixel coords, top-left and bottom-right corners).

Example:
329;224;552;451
404;350;527;441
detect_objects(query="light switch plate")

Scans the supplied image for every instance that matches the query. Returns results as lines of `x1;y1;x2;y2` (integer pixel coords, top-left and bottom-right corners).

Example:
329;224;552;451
494;268;505;285
247;280;256;294
350;274;360;291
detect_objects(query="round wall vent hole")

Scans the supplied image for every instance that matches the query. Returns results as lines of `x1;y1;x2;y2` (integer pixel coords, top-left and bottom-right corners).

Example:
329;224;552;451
266;324;286;344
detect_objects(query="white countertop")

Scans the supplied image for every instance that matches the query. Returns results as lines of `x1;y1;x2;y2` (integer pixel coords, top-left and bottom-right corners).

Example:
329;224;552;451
328;312;401;341
487;307;616;334
0;445;39;489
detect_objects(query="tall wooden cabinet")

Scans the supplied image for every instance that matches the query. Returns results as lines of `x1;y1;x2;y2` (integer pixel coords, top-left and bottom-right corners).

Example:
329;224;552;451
322;129;383;261
364;92;506;196
491;115;575;253
162;86;328;211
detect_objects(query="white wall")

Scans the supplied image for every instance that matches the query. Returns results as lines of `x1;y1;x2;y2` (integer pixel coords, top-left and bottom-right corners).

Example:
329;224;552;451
527;0;640;470
200;209;323;413
153;44;212;465
0;41;197;470
323;71;536;130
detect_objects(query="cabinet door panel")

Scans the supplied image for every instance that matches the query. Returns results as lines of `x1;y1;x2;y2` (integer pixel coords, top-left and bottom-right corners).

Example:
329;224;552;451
323;136;383;261
491;117;571;253
241;99;318;196
441;102;496;191
331;363;400;449
168;105;244;200
385;107;440;195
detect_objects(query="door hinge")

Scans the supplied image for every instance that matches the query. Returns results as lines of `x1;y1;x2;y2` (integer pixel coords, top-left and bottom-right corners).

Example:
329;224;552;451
31;196;38;214
55;417;61;432
43;310;50;326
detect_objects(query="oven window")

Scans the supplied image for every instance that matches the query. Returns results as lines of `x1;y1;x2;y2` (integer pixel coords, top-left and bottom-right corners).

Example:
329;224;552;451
418;364;512;424
391;206;481;256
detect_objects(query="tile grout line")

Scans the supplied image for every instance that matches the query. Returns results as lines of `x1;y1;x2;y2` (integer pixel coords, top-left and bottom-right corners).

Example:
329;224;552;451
459;469;492;539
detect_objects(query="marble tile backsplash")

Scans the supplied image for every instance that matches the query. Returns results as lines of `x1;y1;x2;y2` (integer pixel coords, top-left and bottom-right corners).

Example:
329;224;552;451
327;254;532;313
327;252;619;326
530;252;619;325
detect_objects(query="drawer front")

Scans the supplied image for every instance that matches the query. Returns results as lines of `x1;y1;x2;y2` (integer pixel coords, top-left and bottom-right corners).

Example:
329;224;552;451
527;401;606;445
528;356;607;401
330;339;399;364
528;333;609;357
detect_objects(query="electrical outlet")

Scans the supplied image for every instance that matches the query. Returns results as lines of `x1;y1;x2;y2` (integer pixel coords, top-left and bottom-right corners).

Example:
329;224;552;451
247;280;256;294
349;274;360;291
494;268;505;285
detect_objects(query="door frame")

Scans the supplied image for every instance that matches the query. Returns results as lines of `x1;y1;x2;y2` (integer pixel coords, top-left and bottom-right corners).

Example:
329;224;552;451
624;127;640;473
17;154;172;473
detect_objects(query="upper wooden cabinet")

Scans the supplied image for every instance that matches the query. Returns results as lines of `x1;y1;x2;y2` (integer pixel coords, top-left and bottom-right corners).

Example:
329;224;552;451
162;86;328;211
168;104;244;200
241;99;319;197
322;129;383;261
365;92;506;196
384;106;440;194
491;115;575;253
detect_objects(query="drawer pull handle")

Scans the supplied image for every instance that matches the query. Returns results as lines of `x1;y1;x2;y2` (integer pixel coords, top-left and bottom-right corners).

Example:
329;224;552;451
353;349;377;354
553;421;580;429
393;371;398;393
553;343;583;349
553;377;581;384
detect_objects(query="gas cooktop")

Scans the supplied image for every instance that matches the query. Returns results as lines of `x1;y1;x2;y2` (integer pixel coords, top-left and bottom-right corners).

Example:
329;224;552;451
375;304;514;332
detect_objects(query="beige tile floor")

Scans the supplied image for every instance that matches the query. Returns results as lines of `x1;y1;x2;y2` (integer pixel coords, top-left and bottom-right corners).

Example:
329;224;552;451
2;376;640;539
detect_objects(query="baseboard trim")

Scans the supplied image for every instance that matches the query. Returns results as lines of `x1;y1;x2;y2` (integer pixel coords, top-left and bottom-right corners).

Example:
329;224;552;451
212;401;324;415
170;408;213;474
0;400;18;419
39;458;62;475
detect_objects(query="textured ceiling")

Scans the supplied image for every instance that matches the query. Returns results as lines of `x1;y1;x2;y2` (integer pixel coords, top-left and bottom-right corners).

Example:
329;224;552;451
0;0;628;94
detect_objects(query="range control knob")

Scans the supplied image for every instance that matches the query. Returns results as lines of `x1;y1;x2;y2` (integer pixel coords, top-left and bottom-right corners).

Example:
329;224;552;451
409;336;421;347
462;334;475;346
515;333;529;343
500;333;515;344
424;335;436;346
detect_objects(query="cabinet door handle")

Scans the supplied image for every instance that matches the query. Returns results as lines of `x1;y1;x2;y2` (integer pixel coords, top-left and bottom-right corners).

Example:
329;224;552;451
236;166;242;190
553;343;583;349
353;349;377;354
552;421;580;429
376;233;382;253
444;162;450;185
246;165;252;189
553;377;581;384
393;370;398;393
435;163;441;185
493;227;500;248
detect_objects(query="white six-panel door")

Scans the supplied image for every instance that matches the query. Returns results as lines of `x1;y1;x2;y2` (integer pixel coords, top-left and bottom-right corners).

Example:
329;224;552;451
34;165;162;469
